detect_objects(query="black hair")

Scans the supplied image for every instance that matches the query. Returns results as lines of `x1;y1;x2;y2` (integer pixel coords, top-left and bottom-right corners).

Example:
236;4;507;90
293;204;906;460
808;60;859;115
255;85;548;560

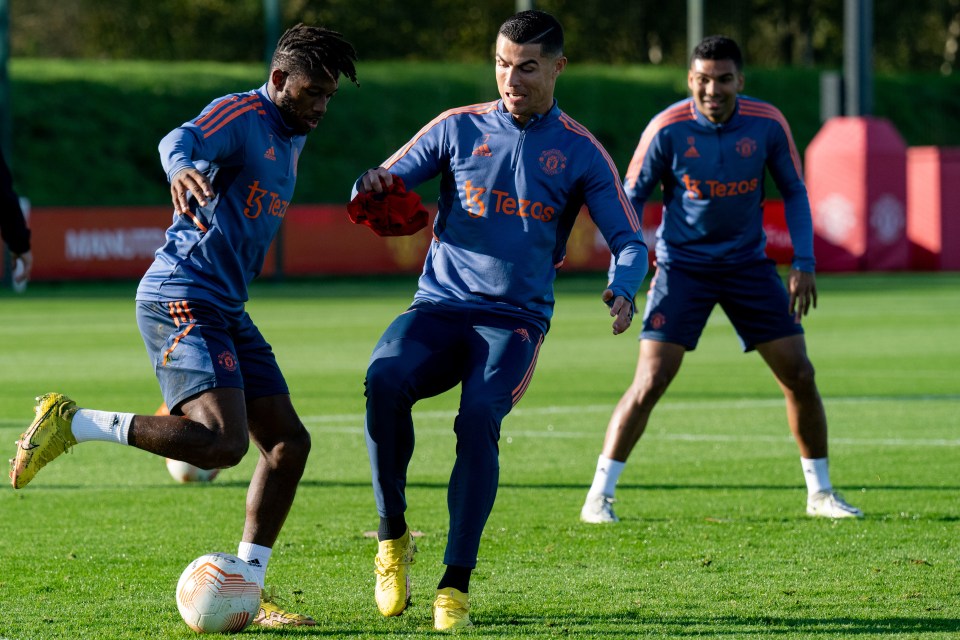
271;23;359;87
691;35;743;71
498;10;564;58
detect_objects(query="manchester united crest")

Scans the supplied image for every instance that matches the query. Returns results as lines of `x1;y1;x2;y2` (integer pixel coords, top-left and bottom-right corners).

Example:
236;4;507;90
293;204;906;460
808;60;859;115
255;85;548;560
538;149;567;175
217;350;238;372
735;137;757;158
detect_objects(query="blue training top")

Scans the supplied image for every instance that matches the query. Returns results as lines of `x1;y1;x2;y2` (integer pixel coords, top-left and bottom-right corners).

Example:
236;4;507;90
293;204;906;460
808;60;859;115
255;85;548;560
624;96;815;272
138;84;306;314
353;99;649;333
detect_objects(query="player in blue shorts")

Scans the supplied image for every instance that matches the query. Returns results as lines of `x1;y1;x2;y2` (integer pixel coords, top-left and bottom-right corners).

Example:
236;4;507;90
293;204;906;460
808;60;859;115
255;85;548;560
580;35;862;524
10;24;359;627
350;10;648;631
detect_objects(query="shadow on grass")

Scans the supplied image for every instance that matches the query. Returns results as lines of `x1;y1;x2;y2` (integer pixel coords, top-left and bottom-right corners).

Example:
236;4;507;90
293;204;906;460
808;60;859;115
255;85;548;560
469;611;960;636
195;612;960;637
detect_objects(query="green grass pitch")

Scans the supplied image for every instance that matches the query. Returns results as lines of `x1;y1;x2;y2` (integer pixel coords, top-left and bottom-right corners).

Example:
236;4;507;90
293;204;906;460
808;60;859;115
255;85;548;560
0;272;958;639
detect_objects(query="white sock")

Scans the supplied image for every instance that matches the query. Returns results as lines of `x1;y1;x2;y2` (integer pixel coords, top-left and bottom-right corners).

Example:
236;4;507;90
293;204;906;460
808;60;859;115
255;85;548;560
71;409;133;445
237;542;272;588
801;457;832;496
588;455;626;497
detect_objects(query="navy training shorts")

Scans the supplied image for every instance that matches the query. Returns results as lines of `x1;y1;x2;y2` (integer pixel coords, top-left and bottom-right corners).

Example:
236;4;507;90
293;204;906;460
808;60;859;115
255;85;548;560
136;300;288;411
640;259;804;352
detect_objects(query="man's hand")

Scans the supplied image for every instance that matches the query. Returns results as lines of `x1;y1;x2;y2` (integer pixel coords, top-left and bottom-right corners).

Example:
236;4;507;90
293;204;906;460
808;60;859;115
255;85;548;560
787;268;818;321
357;167;394;195
12;250;32;284
602;289;633;335
170;168;214;214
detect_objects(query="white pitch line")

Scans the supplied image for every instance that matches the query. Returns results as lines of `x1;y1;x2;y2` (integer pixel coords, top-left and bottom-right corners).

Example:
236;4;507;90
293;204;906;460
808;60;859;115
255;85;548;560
2;395;955;447
299;393;960;426
301;424;960;447
297;395;960;447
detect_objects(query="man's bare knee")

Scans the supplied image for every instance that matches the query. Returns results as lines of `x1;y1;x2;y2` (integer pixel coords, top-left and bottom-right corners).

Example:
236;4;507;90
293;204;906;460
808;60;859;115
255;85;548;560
262;427;311;470
631;368;672;407
193;425;249;468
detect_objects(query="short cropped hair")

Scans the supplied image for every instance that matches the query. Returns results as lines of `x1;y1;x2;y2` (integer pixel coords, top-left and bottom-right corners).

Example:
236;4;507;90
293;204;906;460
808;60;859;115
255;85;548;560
498;10;564;58
691;35;743;71
271;23;359;87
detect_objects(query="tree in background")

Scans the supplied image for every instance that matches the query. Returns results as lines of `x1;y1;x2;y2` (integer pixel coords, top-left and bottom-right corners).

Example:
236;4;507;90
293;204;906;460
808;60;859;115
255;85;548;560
9;0;960;73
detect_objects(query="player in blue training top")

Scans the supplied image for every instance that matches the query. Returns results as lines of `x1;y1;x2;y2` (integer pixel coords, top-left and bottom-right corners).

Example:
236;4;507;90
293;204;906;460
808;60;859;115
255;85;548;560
10;24;359;627
580;35;863;525
350;10;648;631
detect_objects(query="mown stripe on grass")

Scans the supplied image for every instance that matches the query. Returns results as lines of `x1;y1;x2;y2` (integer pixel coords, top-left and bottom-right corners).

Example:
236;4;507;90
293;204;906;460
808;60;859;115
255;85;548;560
291;394;960;447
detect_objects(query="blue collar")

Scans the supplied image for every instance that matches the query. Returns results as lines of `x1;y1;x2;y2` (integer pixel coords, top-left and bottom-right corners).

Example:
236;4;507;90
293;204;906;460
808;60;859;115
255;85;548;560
496;98;561;129
255;83;300;138
692;97;741;131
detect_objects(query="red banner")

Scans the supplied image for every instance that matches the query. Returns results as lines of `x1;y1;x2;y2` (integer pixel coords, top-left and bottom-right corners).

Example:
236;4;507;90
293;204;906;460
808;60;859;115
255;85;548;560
25;206;173;280
5;202;793;282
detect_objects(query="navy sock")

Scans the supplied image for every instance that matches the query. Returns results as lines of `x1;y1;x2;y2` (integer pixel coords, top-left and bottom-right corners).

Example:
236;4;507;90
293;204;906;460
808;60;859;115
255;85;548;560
437;565;471;593
378;515;407;541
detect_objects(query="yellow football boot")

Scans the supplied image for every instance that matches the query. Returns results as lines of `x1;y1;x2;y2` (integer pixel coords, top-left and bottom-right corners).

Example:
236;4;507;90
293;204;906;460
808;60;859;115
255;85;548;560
374;528;416;616
252;586;316;627
10;393;79;489
433;587;473;631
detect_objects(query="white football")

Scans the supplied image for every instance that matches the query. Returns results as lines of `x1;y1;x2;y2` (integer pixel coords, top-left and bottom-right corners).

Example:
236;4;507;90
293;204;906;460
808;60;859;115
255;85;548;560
175;552;261;633
166;458;220;483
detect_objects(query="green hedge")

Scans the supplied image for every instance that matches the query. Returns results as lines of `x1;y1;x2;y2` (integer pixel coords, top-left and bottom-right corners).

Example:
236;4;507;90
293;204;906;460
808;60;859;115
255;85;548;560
9;59;960;206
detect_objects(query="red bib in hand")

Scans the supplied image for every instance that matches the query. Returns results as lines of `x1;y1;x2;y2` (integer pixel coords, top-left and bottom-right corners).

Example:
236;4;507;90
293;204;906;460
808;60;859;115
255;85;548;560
347;176;429;237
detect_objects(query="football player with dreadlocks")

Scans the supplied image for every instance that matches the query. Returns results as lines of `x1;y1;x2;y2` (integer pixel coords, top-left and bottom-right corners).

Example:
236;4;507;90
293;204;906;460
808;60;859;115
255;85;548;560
10;24;359;627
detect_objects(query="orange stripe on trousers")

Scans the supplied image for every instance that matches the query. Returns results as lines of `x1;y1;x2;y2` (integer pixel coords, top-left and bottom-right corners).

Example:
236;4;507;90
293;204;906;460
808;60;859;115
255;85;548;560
511;334;544;406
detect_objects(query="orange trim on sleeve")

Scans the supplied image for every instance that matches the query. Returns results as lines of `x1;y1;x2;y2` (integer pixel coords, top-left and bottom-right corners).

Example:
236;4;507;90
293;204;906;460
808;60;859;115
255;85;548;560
558;114;641;232
625;102;696;189
382;101;500;169
195;97;241;128
202;103;263;139
738;99;804;179
196;95;260;130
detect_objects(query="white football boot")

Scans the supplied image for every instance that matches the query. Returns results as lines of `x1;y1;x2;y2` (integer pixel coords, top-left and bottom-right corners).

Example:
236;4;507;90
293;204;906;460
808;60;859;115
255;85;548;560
806;490;863;518
580;492;620;523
